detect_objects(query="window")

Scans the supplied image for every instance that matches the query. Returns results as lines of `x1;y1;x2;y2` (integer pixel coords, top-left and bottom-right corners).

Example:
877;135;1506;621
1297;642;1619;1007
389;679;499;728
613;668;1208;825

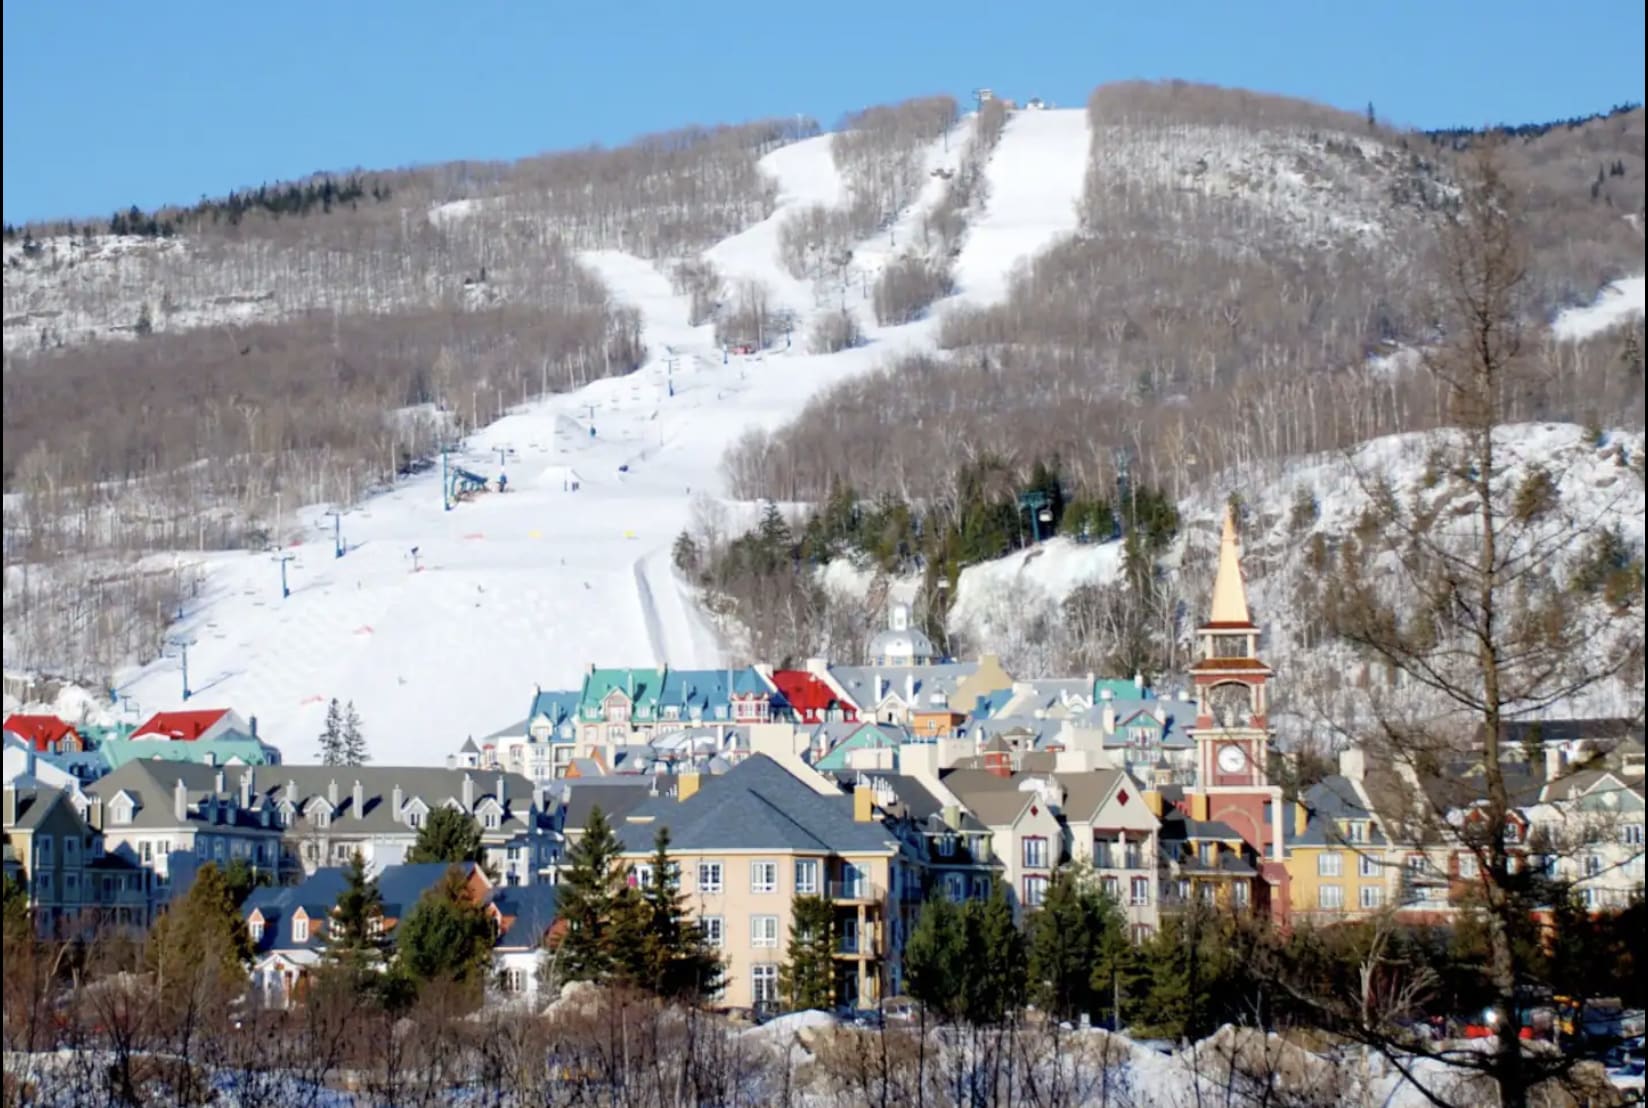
794;859;819;895
484;811;500;830
315;809;330;829
64;874;79;899
751;915;780;947
249;918;265;942
752;964;780;1005
407;809;424;830
1318;852;1343;878
505;968;528;994
1130;876;1151;906
1022;837;1048;869
1359;854;1380;878
1232;882;1250;908
1584;854;1603;878
937;833;955;858
698;861;724;894
35;835;53;866
1101;875;1120;901
751;861;778;894
970;876;992;900
700;916;724;948
944;873;965;901
1023;875;1049;907
112;798;134;825
1458;854;1479;880
1318;885;1344;911
1360;886;1385;910
293;916;309;943
63;837;79;863
631;863;654;889
1344;821;1367;844
1624;823;1645;846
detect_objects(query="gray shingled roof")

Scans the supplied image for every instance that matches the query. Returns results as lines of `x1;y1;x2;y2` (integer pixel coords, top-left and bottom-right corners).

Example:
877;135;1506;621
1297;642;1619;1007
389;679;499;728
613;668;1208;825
614;755;897;854
829;664;980;708
5;784;71;832
88;761;540;837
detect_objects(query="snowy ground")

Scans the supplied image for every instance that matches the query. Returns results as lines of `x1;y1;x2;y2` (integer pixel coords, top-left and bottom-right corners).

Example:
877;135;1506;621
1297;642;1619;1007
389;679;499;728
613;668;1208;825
1551;275;1645;340
101;112;1092;764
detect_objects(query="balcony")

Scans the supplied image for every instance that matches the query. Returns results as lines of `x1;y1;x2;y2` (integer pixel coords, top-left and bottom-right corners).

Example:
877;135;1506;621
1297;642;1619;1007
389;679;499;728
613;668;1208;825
836;931;879;959
828;880;882;904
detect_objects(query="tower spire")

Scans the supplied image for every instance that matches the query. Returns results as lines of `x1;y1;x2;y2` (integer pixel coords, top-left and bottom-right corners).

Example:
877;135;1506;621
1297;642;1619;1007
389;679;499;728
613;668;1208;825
1209;505;1251;625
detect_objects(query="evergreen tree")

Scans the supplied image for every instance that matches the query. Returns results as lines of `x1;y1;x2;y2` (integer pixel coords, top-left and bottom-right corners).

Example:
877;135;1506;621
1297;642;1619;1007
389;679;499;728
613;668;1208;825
630;827;721;999
220;857;272;908
145;863;253;1022
341;700;368;766
551;807;637;984
318;699;345;766
3;871;30;945
407;805;485;865
324;851;388;975
964;882;1026;1025
1026;868;1120;1022
671;529;700;575
396;865;494;994
779;894;836;1011
904;893;968;1023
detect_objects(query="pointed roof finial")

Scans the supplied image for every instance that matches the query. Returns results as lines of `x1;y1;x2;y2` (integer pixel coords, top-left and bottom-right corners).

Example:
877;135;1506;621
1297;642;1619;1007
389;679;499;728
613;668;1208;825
1209;505;1251;625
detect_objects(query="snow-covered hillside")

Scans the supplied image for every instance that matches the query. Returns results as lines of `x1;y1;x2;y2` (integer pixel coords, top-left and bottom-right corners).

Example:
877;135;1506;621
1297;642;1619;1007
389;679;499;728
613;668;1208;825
62;111;1082;763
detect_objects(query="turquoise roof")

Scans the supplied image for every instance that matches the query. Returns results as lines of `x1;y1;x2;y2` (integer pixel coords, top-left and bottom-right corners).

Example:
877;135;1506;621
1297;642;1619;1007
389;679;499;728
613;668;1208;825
659;667;770;722
97;736;281;771
528;689;580;737
580;668;666;721
814;723;905;771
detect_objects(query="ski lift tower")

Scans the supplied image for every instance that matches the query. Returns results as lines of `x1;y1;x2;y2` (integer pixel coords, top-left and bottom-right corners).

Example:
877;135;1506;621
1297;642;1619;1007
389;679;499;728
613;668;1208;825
166;634;197;702
271;551;296;599
1018;490;1054;544
324;508;347;559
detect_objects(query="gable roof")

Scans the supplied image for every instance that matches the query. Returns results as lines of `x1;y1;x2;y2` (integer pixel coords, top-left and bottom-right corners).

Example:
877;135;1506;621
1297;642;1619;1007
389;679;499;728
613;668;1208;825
527;689;581;733
770;670;847;714
131;709;230;741
937;769;1043;827
5;784;76;832
828;664;981;710
3;714;82;752
582;669;665;717
488;883;560;949
615;754;897;855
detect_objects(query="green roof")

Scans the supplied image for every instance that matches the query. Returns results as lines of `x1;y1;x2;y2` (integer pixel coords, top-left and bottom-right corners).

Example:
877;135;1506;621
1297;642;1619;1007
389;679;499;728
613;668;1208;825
580;668;666;721
97;737;279;772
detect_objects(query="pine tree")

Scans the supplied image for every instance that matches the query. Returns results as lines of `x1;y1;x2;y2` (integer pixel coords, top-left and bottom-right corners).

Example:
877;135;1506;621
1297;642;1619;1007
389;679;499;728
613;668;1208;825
904;893;968;1023
324;851;387;975
341;701;368;766
965;882;1026;1025
318;699;345;766
397;865;495;994
1026;868;1119;1022
630;827;721;999
779;894;836;1011
552;807;636;984
407;806;485;865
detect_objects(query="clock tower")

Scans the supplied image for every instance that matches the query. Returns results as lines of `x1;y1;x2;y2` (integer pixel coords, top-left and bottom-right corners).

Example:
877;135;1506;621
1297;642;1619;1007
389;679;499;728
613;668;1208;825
1185;507;1289;910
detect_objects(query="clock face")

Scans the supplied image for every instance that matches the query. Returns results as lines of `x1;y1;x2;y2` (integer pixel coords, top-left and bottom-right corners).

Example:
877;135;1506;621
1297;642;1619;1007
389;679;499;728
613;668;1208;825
1208;683;1252;728
1217;743;1247;774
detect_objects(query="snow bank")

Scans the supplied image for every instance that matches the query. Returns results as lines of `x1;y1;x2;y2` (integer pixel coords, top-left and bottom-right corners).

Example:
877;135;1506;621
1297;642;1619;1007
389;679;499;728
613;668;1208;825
1551;275;1645;341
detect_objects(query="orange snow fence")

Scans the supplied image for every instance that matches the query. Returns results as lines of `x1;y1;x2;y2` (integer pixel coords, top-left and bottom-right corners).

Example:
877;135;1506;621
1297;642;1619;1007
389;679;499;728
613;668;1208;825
463;532;486;541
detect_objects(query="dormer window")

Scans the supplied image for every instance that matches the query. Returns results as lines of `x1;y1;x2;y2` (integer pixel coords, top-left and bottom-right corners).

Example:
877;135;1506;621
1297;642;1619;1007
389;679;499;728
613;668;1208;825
292;916;309;943
111;796;135;825
484;811;500;830
315;810;330;829
407;809;423;830
249;917;264;942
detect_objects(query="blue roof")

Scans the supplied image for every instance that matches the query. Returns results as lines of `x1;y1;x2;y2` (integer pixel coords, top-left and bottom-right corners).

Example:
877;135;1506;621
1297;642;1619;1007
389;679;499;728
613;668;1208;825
528;689;580;732
659;667;770;721
489;883;560;949
244;867;349;951
376;862;474;917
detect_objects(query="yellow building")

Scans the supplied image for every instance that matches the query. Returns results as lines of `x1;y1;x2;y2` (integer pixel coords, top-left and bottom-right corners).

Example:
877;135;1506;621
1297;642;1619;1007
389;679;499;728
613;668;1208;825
612;755;910;1012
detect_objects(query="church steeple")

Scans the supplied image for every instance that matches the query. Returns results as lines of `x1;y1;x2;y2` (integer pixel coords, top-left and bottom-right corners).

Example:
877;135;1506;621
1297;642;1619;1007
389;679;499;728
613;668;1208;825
1208;505;1253;627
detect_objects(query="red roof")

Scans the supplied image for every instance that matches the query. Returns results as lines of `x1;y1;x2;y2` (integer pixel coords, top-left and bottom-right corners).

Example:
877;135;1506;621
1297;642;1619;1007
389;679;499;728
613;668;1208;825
771;670;854;713
131;708;229;741
3;714;81;752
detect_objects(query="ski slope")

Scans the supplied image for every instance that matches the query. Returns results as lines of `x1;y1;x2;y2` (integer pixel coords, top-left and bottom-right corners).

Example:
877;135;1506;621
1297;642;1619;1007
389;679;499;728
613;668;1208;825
1551;275;1645;340
106;133;957;764
949;108;1090;306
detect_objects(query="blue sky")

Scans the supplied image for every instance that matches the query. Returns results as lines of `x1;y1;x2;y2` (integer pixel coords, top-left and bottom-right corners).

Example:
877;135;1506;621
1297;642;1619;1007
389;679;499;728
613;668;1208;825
4;1;1643;224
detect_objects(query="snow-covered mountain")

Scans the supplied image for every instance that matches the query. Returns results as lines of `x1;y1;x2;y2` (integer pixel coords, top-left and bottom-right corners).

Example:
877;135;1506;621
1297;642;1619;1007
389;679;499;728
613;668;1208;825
4;102;1642;765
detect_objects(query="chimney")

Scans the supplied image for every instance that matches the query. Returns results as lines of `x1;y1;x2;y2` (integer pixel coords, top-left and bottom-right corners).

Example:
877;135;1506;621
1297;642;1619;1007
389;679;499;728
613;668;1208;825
874;674;885;704
678;771;701;801
1544;745;1565;784
286;778;298;805
215;769;226;796
352;780;365;819
462;772;475;812
941;803;961;830
853;785;874;823
89;795;104;830
249;715;259;738
1134;672;1144;691
1102;705;1116;734
327;779;339;808
496;774;507;813
1099;687;1113;702
2;784;17;826
174;778;189;822
239;767;254;809
905;674;915;702
1295;800;1309;837
1338;746;1366;783
392;784;404;822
